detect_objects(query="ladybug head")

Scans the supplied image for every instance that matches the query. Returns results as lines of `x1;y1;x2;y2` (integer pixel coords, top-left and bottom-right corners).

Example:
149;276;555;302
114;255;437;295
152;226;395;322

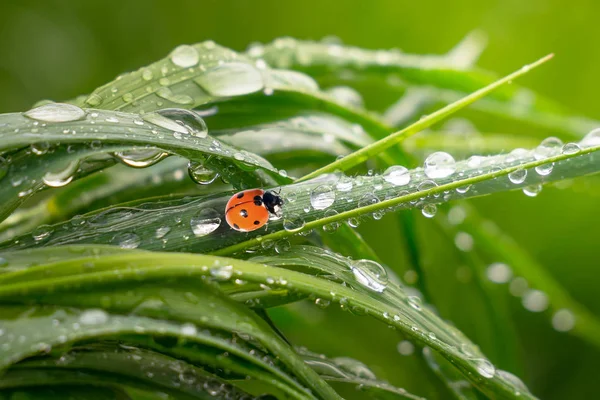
262;191;284;215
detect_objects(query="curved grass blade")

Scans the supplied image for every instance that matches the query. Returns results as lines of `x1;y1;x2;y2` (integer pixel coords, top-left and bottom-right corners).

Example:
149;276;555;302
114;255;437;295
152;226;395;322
0;384;131;400
298;348;425;400
298;54;553;181
5;345;254;399
0;247;535;399
1;138;597;255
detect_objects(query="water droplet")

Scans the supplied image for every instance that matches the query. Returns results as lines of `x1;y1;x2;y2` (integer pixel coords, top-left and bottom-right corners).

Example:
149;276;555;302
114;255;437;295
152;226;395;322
32;225;53;242
535;163;554;176
421;204;437;218
283;216;305;232
141;68;153;81
486;263;512;283
523;184;542;197
552;309;576;332
326;86;364;108
383;165;411;186
581;128;600;148
155;226;171;239
190;208;221;236
496;370;529;394
275;240;291;253
181;323;197;336
561;143;581;155
348;217;360;228
157;108;208;138
508;168;527;184
315;298;330;308
85;93;103;107
350;259;388;292
322;209;340;233
113;232;141;249
332;357;376;379
454;231;473;251
24;103;86;123
142;112;189;134
122;93;134;103
424;152;456;179
156;87;194;105
397;340;414;356
336;176;353;192
170;44;200;68
473;358;496;378
114;149;169;168
79;309;109;325
188;161;219;184
210;265;233;280
534;137;562;160
407;296;422;310
43;160;79;187
522;289;549;312
31;142;50;155
310;185;335;210
195;62;264;97
448;206;466;225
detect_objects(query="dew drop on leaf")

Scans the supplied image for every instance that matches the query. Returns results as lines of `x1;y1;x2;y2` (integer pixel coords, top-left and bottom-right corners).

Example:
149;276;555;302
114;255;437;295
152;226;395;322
24;103;86;123
350;259;388;293
190;208;221;236
210;265;233;280
283;216;305;232
424;152;456;179
114;149;169;168
397;340;415;356
523;184;542;197
581;128;600;147
43;160;80;188
535;162;554;176
508;168;527;184
421;204;437;218
383;165;411;186
195;62;264;97
170;44;200;68
32;225;53;242
79;309;109;325
113;232;141;249
473;358;496;378
534;137;562;160
188;161;219;184
310;185;335;210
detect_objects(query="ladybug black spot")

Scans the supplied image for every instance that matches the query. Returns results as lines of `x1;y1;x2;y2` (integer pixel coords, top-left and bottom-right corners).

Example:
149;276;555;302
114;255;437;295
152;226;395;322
254;200;263;206
254;220;260;225
240;209;248;218
233;224;240;230
237;192;244;199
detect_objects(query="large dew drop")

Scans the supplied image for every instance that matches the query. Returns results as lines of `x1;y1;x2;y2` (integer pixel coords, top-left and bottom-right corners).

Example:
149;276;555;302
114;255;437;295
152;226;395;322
170;44;200;68
156;109;208;138
114;149;169;168
190;208;221;236
142;112;190;134
350;259;388;293
195;62;264;97
534;137;562;160
383;165;411;186
552;309;576;332
486;262;512;283
79;309;109;325
424;152;456;179
188;161;219;184
508;168;527;184
473;358;496;379
43;160;79;188
581;128;600;148
114;232;141;249
24;103;86;123
310;185;336;210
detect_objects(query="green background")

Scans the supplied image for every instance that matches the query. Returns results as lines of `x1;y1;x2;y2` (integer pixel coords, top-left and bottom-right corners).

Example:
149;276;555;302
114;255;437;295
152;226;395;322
1;1;599;399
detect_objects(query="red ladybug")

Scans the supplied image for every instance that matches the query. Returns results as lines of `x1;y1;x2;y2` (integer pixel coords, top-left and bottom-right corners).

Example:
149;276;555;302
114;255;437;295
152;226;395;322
225;189;283;232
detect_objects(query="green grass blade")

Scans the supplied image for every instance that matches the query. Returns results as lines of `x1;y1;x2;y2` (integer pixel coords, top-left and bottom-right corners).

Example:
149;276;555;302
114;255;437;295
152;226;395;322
298;54;554;182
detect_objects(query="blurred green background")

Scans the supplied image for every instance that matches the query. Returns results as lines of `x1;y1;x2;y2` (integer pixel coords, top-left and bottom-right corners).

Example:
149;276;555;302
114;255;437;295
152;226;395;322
1;1;599;399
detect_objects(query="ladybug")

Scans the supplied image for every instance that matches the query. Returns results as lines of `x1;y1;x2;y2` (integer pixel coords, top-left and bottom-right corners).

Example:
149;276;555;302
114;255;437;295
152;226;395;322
225;189;283;232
